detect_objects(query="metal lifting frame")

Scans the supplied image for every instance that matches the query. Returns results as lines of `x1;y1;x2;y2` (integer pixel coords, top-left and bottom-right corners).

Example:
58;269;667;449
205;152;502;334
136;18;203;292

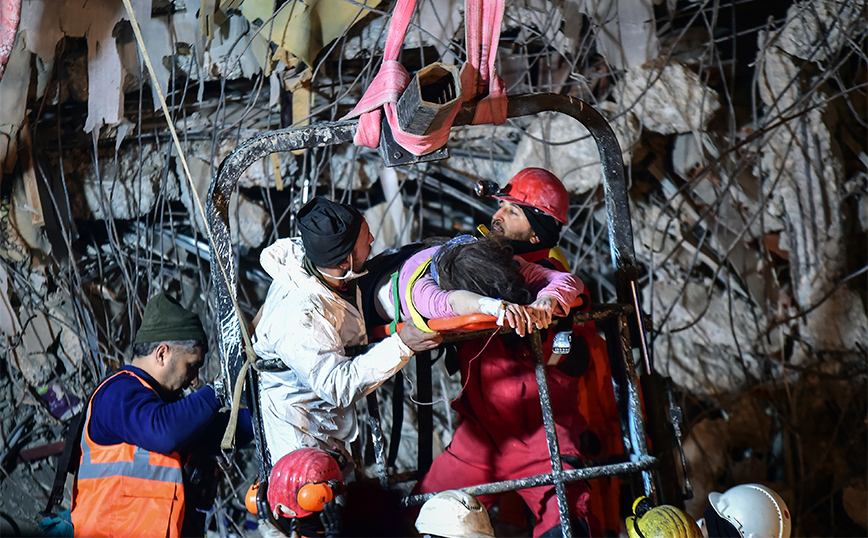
208;94;658;538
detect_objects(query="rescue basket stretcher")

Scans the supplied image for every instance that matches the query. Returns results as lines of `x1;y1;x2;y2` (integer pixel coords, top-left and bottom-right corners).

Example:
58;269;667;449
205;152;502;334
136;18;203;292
208;93;690;538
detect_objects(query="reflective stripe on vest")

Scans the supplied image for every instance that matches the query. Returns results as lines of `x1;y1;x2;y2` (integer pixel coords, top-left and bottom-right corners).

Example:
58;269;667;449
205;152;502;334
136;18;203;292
78;442;183;483
78;371;183;485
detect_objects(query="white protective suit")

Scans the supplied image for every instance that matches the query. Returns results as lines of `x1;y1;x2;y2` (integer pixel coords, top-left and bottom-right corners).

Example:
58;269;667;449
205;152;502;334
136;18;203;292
252;238;414;468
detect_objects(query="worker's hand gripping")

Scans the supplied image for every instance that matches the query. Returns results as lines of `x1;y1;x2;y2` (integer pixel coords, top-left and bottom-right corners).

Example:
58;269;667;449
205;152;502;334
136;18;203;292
527;294;556;329
504;299;558;337
398;323;443;352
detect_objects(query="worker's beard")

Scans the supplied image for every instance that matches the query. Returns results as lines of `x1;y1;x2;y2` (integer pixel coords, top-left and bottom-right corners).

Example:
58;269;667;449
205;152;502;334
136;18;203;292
507;239;542;255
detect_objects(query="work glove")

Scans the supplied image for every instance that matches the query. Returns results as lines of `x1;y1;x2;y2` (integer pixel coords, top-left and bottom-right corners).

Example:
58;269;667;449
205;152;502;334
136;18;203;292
319;499;343;537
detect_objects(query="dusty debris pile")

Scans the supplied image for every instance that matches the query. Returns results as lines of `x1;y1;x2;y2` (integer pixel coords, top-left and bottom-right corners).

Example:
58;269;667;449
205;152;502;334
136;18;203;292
0;0;865;536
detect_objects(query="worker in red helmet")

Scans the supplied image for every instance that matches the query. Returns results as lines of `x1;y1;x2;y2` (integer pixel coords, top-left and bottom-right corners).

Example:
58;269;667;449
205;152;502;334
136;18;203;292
488;167;571;270
267;448;344;538
415;168;622;537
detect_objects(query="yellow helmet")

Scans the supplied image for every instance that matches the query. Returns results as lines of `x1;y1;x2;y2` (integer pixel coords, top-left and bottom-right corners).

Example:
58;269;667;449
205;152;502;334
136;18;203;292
626;497;703;538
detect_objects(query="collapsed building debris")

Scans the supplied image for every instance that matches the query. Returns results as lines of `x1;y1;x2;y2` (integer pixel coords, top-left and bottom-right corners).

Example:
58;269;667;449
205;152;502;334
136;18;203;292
0;0;865;536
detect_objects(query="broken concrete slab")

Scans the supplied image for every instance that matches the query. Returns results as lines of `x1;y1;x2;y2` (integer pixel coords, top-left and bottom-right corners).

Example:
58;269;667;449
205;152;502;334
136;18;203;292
229;192;271;250
0;32;30;185
45;292;87;373
794;288;868;364
418;0;462;55
755;43;866;355
590;0;659;71
509;104;640;196
620;62;721;135
7;169;51;257
82;142;177;220
647;263;783;397
509;0;658;71
330;148;380;192
0;263;21;336
12;307;57;386
18;0;259;135
365;200;417;257
178;141;272;249
445;123;517;184
756;40;801;115
19;0;125;132
671;133;718;188
776;0;865;64
240;0;378;69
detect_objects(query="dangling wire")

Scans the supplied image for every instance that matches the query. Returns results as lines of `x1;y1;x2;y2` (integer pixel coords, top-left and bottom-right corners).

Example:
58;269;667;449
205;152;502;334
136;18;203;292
405;327;501;406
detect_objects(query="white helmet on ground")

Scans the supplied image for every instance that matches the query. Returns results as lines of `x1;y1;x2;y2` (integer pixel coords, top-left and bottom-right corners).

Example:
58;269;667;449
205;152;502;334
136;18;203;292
415;490;495;538
708;483;792;538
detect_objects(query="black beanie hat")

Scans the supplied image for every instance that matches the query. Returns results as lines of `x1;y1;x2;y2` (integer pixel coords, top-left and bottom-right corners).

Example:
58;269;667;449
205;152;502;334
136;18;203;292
520;205;563;250
134;292;207;345
297;196;364;267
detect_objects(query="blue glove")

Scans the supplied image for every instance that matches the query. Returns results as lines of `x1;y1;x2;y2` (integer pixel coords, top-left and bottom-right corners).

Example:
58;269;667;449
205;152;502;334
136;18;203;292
39;509;73;537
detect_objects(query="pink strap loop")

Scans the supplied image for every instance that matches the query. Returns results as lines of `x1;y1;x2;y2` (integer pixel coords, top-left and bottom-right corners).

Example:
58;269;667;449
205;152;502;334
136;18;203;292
343;0;507;155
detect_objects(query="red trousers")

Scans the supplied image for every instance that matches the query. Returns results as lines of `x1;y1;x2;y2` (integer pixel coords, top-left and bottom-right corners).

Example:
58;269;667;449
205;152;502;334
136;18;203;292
415;328;607;537
415;417;594;537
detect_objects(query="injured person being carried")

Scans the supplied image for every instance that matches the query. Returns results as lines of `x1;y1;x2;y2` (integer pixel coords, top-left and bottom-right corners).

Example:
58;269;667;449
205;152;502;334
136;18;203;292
362;234;586;337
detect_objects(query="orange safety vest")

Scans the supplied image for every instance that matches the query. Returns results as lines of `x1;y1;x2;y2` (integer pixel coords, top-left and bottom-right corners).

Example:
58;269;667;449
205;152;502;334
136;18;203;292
71;370;185;538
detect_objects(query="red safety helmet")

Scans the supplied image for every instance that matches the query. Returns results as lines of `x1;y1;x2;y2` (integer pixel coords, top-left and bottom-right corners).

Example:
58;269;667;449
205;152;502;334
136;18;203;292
493;168;569;225
268;448;343;519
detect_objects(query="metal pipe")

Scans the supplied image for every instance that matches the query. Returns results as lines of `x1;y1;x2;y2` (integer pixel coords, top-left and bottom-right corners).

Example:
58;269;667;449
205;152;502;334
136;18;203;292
365;393;389;488
208;121;357;406
402;457;657;506
619;313;656;499
209;95;650;406
417;352;433;473
246;367;271;480
529;330;573;538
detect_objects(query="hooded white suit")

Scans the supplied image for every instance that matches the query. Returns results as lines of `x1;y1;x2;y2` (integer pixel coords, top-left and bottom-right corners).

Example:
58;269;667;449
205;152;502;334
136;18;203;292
252;238;414;468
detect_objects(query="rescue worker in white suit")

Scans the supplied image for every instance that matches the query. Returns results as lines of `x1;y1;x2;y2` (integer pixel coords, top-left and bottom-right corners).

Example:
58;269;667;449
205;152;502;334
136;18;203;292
252;196;442;471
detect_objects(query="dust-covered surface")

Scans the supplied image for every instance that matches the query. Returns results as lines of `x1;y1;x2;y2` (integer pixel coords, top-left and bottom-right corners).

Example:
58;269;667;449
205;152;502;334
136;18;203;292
0;0;866;536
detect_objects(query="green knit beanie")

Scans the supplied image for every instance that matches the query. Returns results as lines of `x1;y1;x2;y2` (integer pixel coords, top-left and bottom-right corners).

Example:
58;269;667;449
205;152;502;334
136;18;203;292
134;292;207;345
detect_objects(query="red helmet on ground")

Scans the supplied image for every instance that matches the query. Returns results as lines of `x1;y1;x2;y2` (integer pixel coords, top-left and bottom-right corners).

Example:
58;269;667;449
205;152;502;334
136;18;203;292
268;448;343;519
493;168;569;225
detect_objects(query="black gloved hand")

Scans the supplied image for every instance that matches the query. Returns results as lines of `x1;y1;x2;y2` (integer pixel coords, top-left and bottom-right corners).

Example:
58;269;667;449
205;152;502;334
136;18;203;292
319;500;343;537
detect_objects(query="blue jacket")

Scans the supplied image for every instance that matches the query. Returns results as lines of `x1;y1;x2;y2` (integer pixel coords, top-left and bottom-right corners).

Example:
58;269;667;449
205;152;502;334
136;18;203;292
88;365;252;454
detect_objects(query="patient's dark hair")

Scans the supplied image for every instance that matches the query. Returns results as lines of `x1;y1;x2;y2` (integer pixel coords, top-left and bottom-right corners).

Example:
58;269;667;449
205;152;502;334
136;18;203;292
434;238;534;304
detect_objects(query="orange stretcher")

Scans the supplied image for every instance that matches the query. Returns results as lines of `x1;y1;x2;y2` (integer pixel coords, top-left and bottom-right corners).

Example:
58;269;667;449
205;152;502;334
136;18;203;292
369;296;588;340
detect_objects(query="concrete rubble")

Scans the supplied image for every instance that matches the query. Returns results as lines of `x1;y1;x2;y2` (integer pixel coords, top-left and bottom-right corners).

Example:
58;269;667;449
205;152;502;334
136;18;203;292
619;62;721;136
756;5;868;364
0;0;865;535
510;104;639;195
81;142;180;220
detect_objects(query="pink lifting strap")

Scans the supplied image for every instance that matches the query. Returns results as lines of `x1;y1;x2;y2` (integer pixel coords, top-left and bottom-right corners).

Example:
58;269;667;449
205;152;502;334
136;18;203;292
342;0;507;155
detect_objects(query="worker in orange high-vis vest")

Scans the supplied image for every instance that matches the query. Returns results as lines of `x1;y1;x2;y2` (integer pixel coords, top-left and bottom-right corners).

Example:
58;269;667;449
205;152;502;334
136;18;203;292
70;292;251;538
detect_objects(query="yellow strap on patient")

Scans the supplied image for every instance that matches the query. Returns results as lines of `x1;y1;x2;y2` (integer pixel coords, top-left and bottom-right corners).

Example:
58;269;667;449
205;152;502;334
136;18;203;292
549;245;570;271
405;258;436;333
